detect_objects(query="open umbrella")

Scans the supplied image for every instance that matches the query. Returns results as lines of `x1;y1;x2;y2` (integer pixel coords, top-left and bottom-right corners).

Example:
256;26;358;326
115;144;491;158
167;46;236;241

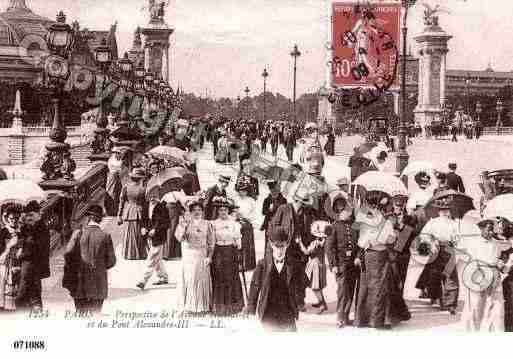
146;167;194;199
482;193;513;222
401;161;438;177
425;189;475;219
353;171;407;197
0;179;46;206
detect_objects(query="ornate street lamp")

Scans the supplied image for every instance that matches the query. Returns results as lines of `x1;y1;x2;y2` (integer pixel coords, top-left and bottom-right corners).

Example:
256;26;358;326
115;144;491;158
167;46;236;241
396;0;417;181
118;52;133;127
290;44;301;122
244;86;250;121
465;73;471;115
94;37;112;129
496;98;504;135
40;11;77;186
262;68;269;124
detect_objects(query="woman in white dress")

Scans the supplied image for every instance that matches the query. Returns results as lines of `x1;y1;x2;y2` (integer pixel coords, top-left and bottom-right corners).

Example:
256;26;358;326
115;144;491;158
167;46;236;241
458;218;511;331
175;199;214;314
234;177;257;271
211;197;244;315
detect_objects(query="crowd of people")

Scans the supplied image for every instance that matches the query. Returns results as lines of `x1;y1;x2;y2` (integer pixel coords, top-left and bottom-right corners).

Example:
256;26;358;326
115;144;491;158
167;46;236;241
3;113;513;334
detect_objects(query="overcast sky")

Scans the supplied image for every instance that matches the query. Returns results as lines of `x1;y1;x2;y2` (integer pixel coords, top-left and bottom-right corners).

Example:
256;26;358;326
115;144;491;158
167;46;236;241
16;0;513;98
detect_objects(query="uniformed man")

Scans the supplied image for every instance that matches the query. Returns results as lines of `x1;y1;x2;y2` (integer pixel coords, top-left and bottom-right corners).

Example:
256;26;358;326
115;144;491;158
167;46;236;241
446;163;465;193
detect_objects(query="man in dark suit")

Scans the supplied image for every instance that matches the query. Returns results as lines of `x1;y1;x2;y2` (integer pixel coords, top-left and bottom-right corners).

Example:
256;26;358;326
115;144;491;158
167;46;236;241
137;197;171;290
246;228;300;331
203;174;230;220
446;163;465;193
16;201;50;312
325;193;359;328
63;205;116;314
261;181;287;251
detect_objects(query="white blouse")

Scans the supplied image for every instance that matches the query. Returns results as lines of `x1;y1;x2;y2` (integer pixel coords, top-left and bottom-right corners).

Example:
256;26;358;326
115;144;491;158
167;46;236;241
421;216;458;244
354;210;396;251
212;219;242;249
235;196;257;226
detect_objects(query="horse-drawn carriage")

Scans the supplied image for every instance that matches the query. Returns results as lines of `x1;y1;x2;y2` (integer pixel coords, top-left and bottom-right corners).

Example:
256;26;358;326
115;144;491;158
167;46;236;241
478;169;513;213
366;117;389;142
428;120;451;139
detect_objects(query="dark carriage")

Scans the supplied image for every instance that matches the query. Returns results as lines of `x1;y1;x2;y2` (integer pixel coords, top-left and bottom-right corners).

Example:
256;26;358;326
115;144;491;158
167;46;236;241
366;116;389;142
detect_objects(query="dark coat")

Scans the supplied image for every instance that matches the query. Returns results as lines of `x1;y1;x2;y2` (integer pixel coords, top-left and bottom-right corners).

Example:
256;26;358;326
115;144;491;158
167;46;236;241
149;201;171;247
63;225;116;300
446;172;465;193
247;255;299;321
26;220;51;280
326;220;359;271
204;185;227;220
261;193;287;232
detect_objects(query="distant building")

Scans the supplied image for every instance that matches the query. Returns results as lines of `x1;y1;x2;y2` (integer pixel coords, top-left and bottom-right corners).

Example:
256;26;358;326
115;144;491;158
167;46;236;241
0;0;118;85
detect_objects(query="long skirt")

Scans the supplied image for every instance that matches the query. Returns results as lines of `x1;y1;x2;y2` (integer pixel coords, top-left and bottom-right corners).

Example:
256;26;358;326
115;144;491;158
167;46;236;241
355;249;391;328
305;255;327;291
416;245;459;309
105;171;121;216
503;275;513;331
461;270;504;331
240;220;256;271
162;203;182;260
211;245;244;315
122;220;147;260
0;263;19;311
179;248;212;313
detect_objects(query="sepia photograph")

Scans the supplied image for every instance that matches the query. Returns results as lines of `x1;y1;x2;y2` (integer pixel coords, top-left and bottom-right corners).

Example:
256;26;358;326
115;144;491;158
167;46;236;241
0;0;512;356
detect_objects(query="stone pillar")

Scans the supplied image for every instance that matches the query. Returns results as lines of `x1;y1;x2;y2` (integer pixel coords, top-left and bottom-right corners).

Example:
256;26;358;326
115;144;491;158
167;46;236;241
162;44;169;83
440;50;447;105
413;23;452;129
8;134;24;165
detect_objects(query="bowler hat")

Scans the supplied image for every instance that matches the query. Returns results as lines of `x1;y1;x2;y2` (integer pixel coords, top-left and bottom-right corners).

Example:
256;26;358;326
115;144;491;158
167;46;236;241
24;200;41;213
448;163;457;170
85;205;104;218
269;227;290;245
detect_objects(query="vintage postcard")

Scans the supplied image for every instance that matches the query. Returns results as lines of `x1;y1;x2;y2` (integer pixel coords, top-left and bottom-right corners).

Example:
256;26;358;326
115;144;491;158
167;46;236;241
0;0;512;356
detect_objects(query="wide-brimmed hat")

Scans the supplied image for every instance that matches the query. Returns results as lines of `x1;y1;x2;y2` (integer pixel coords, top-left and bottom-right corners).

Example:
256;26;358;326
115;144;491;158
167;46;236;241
431;196;452;210
85;205;104;218
130;168;146;179
477;218;496;228
311;220;333;238
23;200;41;213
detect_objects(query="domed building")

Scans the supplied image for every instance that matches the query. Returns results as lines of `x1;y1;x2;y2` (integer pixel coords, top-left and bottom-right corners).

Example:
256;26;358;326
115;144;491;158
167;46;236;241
0;0;54;83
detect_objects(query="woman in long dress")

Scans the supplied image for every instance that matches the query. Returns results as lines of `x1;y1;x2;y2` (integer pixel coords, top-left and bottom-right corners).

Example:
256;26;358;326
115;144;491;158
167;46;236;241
175;200;214;313
118;168;148;260
459;219;511;331
0;204;28;312
211;197;244;315
161;181;189;260
105;149;127;216
234;178;257;272
354;192;397;329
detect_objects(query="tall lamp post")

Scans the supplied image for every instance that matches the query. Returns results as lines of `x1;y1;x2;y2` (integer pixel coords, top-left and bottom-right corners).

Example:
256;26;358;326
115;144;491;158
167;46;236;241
118;51;134;127
496;98;504;135
290;44;301;122
40;11;76;186
465;73;471;115
396;0;416;178
244;86;250;121
475;101;482;123
94;38;112;128
262;68;269;124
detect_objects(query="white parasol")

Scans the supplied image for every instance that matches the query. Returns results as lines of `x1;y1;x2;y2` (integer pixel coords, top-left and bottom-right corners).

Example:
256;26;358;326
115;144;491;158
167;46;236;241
0;179;46;206
353;171;408;196
482;193;513;222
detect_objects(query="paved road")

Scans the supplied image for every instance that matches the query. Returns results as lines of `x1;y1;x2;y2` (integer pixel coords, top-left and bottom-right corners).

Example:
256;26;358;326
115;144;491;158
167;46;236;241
34;134;510;331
